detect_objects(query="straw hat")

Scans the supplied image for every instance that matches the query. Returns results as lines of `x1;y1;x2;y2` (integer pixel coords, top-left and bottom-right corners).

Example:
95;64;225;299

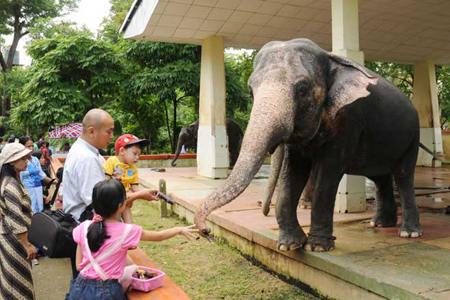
0;143;32;170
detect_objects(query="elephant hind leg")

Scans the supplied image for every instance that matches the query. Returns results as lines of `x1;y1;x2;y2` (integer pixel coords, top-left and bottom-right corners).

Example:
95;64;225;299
368;174;398;228
299;178;313;209
394;139;422;238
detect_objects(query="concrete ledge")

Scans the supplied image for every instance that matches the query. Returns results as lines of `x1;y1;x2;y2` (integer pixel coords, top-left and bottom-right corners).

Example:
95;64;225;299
139;178;385;300
139;168;450;300
142;198;386;300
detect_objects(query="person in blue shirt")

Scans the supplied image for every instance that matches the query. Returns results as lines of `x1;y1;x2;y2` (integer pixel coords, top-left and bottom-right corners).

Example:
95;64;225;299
19;137;55;214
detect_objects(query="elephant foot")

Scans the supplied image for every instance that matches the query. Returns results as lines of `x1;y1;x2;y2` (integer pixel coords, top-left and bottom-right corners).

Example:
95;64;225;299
304;233;336;252
299;197;312;209
369;211;397;228
277;227;307;251
398;223;422;238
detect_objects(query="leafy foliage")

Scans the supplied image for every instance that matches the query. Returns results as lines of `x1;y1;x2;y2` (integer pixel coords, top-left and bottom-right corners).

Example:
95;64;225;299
365;61;414;99
365;61;450;129
10;30;122;131
0;0;77;117
436;66;450;129
225;50;256;130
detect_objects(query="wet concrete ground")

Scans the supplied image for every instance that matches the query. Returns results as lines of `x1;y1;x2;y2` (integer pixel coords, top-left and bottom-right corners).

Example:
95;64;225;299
139;165;450;300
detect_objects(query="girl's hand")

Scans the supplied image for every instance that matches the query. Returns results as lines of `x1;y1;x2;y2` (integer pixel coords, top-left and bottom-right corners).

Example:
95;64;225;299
43;195;50;204
178;225;199;241
25;243;38;260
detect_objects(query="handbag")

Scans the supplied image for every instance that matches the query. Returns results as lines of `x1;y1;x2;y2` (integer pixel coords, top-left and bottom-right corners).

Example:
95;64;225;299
28;209;78;258
29;167;78;258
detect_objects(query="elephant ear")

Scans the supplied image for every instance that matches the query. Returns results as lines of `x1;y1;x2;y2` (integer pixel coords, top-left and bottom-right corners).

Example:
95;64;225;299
326;53;378;119
188;121;199;137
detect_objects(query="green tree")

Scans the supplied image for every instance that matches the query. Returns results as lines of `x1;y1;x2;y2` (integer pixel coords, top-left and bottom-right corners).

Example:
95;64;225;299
101;0;252;153
0;0;77;116
225;50;256;130
365;61;414;99
11;29;123;131
0;66;28;136
365;61;450;129
122;41;201;152
436;66;450;129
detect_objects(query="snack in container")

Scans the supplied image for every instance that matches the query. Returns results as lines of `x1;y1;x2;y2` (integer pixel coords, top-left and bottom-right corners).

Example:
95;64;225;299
130;266;165;292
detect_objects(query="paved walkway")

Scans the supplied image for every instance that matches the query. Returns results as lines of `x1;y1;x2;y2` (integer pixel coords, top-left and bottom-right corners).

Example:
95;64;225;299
31;257;71;300
139;165;450;300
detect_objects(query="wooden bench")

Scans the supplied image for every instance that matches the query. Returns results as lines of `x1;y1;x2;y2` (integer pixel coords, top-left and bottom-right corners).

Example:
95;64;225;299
127;248;191;300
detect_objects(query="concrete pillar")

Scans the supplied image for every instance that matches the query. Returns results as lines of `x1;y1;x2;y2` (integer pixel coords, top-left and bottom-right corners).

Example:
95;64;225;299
412;60;443;167
332;0;366;213
332;0;364;63
197;36;229;179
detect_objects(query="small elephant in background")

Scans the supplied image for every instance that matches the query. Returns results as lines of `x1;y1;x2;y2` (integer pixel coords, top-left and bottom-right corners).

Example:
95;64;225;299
172;119;244;167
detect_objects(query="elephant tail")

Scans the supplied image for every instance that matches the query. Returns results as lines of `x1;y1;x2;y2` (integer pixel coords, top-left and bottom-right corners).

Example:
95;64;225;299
419;142;444;161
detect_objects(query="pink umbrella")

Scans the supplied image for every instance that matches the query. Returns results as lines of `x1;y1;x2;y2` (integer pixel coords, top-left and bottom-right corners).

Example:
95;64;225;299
48;123;82;139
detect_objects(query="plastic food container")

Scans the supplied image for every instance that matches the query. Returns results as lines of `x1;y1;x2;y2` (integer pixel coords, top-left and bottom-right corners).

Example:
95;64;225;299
130;266;165;292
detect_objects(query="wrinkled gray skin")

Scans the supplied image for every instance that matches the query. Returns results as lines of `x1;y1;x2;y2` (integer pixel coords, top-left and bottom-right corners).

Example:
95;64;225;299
194;38;422;252
262;144;312;216
172;119;244;167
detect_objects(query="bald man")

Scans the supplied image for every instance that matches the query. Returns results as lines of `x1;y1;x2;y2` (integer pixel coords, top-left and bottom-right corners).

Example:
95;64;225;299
63;109;114;222
62;109;114;281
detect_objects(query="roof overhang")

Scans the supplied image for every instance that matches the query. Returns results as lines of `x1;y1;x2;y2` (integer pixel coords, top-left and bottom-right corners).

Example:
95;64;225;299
121;0;450;65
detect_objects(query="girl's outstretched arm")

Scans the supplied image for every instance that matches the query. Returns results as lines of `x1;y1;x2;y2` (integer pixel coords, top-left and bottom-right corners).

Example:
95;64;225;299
140;225;198;242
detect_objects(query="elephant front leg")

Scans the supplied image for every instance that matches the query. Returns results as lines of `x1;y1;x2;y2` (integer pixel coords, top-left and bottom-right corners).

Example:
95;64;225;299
276;149;310;251
304;163;343;252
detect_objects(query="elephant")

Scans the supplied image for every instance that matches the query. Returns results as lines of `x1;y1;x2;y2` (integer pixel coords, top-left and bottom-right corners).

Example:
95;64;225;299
194;38;423;252
261;145;313;216
172;119;244;167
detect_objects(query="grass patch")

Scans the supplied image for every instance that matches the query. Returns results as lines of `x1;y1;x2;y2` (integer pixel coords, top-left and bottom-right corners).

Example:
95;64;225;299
132;201;320;300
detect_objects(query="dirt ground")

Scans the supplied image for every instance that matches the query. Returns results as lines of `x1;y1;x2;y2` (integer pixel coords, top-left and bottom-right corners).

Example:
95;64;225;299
31;257;72;300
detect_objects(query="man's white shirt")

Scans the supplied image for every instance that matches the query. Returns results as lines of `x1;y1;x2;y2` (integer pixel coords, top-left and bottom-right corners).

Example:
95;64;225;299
63;137;105;221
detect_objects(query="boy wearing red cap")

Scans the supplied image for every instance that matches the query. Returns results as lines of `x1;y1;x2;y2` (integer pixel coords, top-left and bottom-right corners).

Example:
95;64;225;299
104;134;152;223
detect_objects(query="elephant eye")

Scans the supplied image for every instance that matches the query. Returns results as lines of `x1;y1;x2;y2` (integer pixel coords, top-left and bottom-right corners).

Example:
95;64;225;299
296;81;310;96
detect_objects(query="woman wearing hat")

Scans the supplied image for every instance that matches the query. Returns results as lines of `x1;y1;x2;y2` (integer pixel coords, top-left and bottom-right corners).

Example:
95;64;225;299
0;143;37;300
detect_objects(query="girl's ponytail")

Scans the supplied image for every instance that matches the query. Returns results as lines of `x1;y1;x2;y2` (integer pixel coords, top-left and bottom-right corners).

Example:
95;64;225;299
86;179;126;252
87;220;110;253
87;220;110;252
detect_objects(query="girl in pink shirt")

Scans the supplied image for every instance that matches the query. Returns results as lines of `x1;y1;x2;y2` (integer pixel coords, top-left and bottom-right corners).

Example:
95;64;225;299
67;179;198;300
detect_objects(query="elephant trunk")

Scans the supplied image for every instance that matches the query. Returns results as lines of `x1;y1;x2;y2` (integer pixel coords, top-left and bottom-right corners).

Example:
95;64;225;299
194;93;294;235
172;133;186;167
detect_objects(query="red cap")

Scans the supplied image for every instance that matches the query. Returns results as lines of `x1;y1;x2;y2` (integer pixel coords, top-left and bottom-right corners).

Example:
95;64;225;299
115;134;150;154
